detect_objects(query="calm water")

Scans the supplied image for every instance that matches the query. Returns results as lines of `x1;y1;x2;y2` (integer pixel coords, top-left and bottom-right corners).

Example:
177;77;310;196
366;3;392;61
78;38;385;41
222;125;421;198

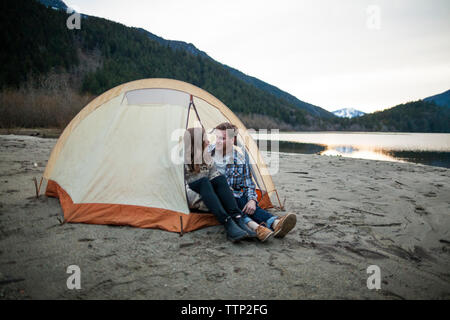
254;132;450;168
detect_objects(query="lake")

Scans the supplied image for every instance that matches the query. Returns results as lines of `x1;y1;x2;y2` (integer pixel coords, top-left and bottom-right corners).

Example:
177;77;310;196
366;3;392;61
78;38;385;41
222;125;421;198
253;132;450;168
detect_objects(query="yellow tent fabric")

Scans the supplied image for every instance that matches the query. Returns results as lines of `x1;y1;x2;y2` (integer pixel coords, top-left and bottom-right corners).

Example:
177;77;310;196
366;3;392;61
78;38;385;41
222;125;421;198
43;78;280;232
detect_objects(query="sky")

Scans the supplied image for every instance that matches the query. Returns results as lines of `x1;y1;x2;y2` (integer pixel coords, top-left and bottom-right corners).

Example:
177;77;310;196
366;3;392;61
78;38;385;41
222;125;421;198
66;0;450;113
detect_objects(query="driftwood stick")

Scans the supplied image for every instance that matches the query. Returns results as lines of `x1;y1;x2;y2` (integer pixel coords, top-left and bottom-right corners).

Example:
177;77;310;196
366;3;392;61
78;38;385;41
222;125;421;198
305;225;331;236
346;206;385;217
352;223;401;227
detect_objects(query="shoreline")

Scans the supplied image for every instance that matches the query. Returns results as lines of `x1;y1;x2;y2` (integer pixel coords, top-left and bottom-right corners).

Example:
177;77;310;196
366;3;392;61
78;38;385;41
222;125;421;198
2;129;450;169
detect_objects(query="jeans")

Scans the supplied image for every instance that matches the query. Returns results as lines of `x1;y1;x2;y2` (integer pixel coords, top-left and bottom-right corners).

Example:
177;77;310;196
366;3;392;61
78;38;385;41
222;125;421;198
188;175;244;224
235;194;277;229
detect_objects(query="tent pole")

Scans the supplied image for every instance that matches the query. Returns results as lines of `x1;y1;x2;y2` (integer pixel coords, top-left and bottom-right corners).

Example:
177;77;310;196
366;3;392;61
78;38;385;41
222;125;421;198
33;176;43;198
190;95;205;130
37;177;43;197
179;216;184;237
33;177;39;198
275;189;284;210
185;95;192;128
183;98;193;218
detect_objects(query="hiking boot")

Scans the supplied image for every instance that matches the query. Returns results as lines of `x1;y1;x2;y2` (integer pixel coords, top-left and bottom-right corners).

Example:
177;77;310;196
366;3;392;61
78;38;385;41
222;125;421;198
256;225;274;242
224;217;248;242
234;217;258;239
273;213;297;238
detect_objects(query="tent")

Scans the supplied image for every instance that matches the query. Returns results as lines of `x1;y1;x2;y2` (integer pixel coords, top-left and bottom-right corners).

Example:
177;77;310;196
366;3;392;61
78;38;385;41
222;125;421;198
42;78;282;233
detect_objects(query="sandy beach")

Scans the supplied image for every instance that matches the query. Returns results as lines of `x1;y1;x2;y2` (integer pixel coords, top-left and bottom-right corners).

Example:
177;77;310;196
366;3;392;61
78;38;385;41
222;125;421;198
0;134;449;299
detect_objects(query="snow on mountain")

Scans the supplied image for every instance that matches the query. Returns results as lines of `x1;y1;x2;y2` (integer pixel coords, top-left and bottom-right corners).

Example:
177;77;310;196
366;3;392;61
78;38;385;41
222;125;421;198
332;108;365;118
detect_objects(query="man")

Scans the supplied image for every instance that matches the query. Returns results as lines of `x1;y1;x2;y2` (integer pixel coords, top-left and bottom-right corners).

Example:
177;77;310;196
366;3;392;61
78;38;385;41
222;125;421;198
208;122;296;242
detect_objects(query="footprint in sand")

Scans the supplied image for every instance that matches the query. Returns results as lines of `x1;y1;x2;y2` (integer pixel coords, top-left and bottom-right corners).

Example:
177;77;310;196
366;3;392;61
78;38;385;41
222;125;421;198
343;246;388;260
414;205;429;216
399;195;416;203
392;180;405;189
4;189;19;194
328;197;341;201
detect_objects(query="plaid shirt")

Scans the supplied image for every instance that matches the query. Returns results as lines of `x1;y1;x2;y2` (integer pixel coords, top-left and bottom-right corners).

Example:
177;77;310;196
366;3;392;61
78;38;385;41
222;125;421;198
208;144;258;202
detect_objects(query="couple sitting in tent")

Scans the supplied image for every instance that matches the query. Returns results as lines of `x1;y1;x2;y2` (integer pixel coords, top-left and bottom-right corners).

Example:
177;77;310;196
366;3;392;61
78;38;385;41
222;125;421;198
184;122;296;243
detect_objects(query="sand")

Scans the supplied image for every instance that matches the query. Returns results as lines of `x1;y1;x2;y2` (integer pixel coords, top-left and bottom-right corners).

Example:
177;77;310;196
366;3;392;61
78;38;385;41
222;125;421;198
0;134;449;299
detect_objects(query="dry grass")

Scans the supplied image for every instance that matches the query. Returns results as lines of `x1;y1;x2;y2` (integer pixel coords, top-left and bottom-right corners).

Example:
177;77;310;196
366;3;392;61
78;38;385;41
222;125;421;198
0;47;100;130
0;45;305;133
0;72;95;129
0;127;62;138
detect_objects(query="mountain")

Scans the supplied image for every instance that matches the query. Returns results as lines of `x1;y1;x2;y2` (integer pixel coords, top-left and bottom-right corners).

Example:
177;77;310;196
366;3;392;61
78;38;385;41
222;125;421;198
136;28;211;60
424;89;450;107
2;0;323;130
332;108;365;118
38;0;67;10
347;100;450;132
136;29;335;119
1;0;448;133
222;66;336;119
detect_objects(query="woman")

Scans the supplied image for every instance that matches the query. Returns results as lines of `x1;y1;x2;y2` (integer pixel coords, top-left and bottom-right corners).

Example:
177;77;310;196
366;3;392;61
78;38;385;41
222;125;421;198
184;127;260;242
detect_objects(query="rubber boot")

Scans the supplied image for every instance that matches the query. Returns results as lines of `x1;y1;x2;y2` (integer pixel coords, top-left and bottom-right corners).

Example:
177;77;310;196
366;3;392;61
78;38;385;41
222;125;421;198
224;217;248;242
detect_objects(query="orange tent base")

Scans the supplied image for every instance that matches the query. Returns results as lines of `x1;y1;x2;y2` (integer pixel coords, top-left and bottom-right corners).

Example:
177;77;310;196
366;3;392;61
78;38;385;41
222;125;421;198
45;180;274;233
45;180;220;233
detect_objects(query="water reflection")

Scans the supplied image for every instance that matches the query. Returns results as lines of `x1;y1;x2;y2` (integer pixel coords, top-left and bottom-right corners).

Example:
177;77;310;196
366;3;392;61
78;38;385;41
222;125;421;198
275;141;325;154
254;134;450;168
386;150;450;168
320;145;407;163
275;132;450;152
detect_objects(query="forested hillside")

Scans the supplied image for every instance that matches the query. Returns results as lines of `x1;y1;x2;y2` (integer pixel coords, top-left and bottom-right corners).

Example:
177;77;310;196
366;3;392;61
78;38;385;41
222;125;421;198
350;100;450;132
0;0;313;130
0;0;448;132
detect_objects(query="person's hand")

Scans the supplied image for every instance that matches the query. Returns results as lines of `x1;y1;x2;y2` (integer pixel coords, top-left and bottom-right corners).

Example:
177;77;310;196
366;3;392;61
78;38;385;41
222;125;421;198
242;199;257;215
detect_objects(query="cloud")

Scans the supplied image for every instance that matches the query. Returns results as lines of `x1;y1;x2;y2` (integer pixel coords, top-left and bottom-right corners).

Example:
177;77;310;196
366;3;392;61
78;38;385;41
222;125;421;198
70;0;450;112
